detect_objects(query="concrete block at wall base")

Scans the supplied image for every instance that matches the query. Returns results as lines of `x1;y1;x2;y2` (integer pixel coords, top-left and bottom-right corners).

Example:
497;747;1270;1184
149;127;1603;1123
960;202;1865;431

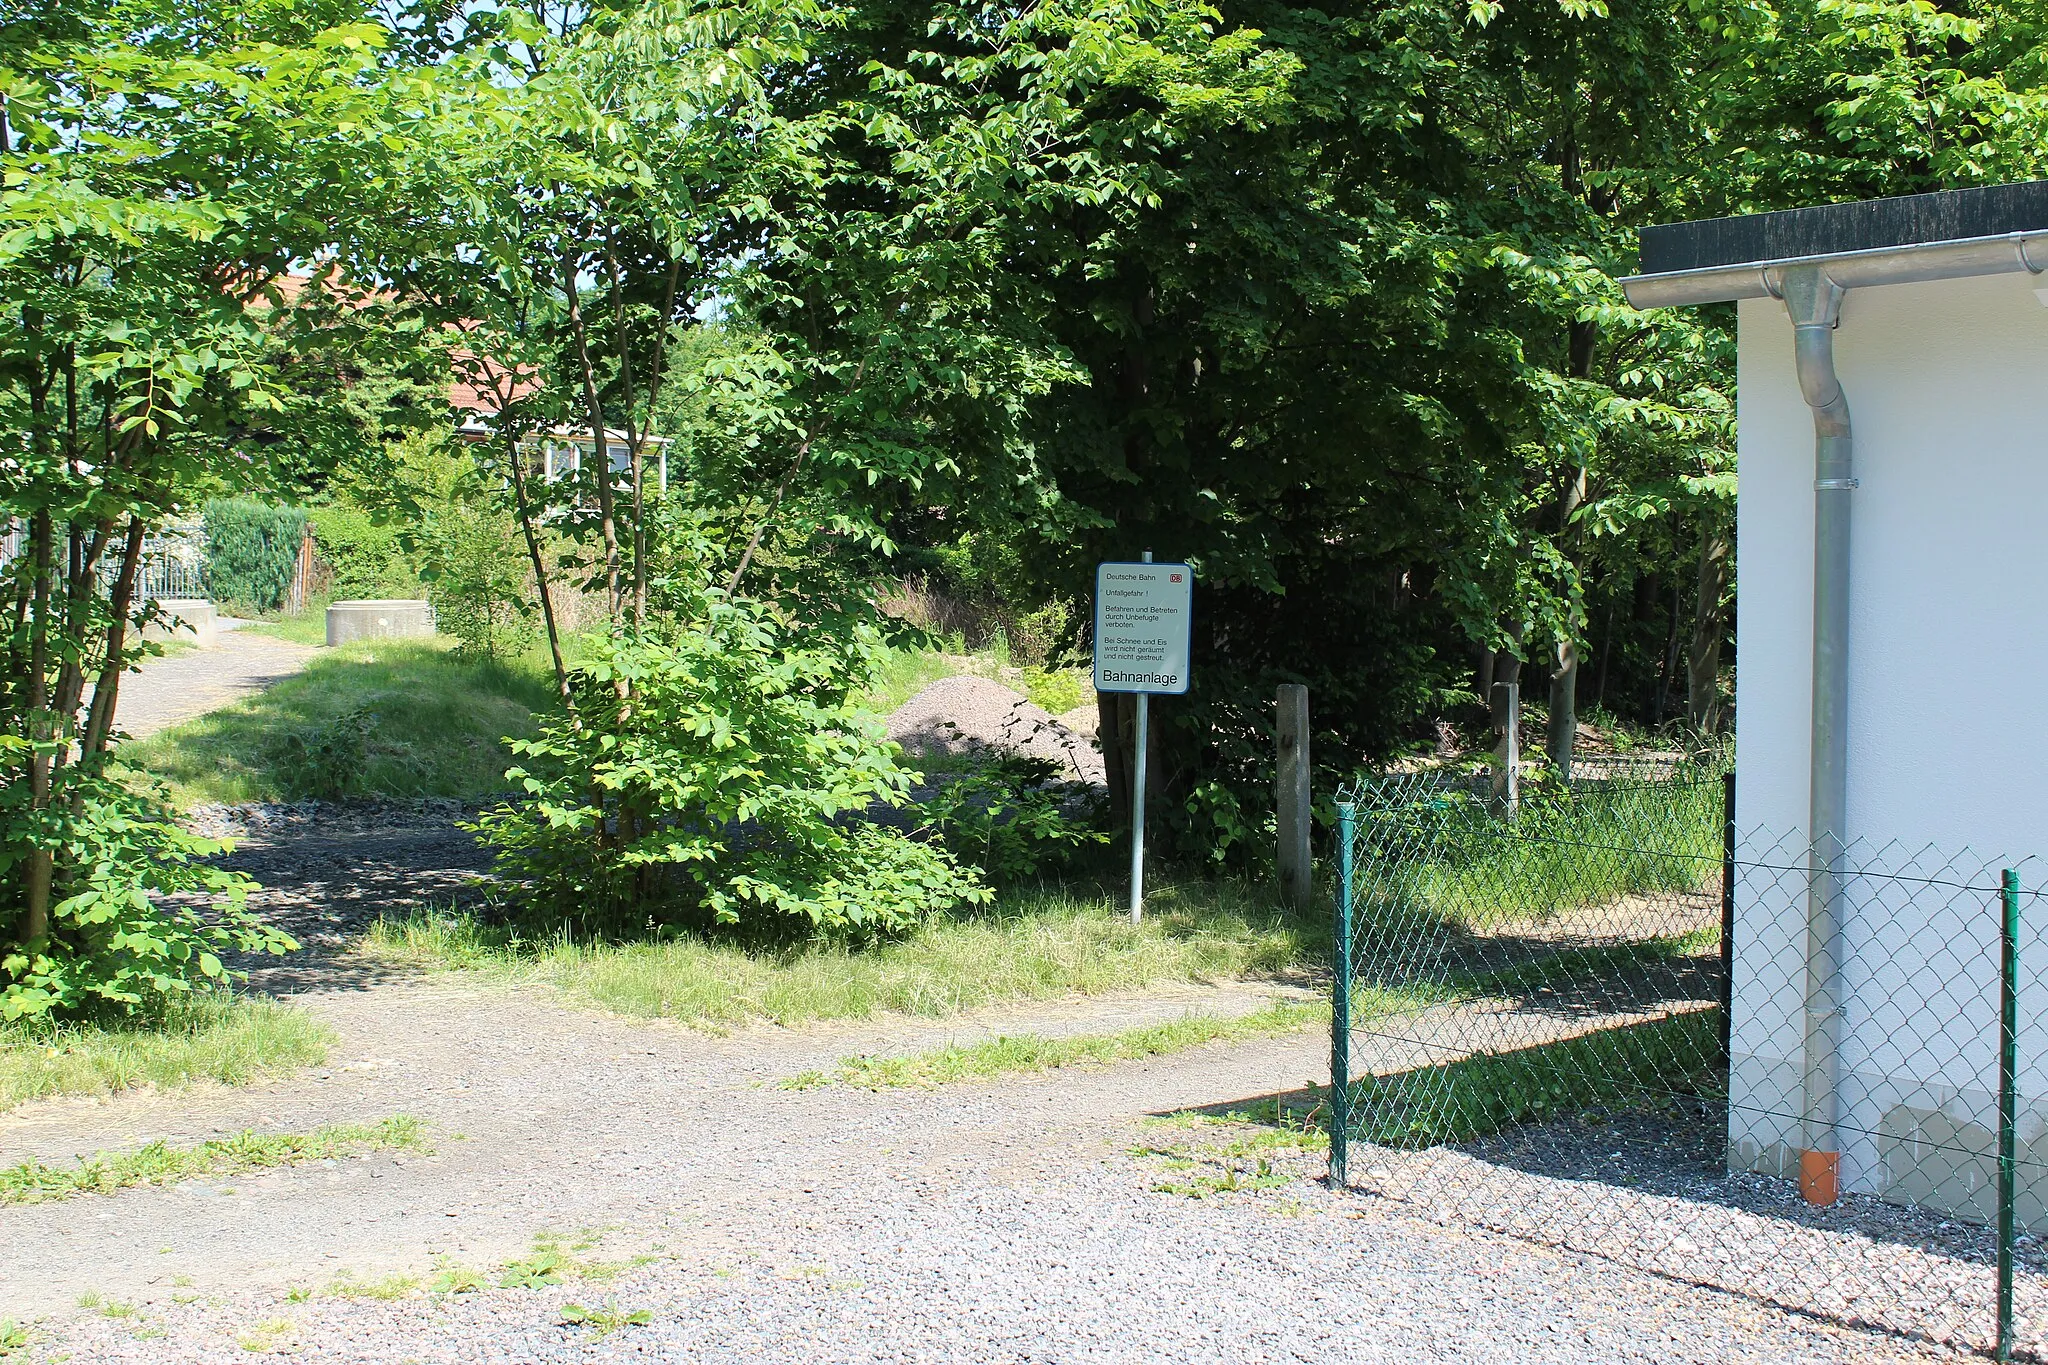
143;598;217;648
326;599;434;646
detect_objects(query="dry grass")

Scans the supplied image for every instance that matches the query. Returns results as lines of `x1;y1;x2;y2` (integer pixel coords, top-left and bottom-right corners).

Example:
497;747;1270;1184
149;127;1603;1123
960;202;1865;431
0;994;333;1112
357;878;1321;1030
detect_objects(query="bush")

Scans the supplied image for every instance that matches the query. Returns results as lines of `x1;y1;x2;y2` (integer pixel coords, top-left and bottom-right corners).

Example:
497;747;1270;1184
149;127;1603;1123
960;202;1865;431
421;499;530;659
308;504;414;600
918;754;1106;885
268;705;378;801
202;500;308;613
476;595;990;940
0;752;296;1020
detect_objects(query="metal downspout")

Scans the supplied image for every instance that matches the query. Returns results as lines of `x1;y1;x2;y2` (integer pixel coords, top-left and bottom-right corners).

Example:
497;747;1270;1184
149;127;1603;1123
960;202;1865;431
1777;264;1851;1206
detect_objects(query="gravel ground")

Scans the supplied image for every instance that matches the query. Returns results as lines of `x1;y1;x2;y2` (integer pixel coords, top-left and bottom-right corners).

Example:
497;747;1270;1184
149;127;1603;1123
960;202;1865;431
1341;1097;2048;1359
26;1137;1967;1365
886;676;1104;784
22;663;2021;1360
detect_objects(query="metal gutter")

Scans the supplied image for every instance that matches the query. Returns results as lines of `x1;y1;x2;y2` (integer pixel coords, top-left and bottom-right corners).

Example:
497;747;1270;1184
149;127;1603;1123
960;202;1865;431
1620;230;2048;308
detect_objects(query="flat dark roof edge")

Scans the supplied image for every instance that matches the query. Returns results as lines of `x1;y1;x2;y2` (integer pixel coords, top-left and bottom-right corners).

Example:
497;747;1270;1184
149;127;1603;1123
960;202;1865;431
1639;181;2048;276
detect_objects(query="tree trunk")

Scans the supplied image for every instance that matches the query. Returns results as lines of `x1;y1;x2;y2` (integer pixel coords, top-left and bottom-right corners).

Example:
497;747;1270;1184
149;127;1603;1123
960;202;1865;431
21;509;54;946
1548;638;1578;778
1098;691;1130;829
1687;531;1732;732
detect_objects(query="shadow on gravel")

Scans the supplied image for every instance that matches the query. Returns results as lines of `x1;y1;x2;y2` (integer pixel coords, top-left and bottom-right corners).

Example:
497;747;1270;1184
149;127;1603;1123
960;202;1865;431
1350;1095;2047;1361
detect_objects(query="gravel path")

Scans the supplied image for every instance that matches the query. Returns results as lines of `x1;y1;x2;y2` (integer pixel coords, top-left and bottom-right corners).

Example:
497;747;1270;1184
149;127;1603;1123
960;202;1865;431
111;630;319;739
16;1105;1966;1364
0;677;2016;1358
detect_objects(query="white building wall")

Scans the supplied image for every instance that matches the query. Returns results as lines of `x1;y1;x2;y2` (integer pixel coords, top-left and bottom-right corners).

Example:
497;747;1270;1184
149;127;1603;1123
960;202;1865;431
1730;271;2048;1218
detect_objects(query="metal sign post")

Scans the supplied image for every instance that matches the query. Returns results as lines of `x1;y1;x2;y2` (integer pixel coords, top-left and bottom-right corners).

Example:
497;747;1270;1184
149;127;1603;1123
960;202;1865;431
1094;552;1193;923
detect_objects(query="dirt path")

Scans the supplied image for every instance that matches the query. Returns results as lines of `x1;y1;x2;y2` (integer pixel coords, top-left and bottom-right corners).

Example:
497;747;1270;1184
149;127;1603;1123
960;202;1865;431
113;631;319;739
0;970;1327;1316
0;970;1961;1365
0;810;1975;1361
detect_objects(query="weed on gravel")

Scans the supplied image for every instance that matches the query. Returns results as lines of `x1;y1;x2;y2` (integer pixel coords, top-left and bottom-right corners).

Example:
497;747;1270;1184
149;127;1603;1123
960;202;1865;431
0;993;332;1111
0;1320;28;1357
789;999;1326;1090
1133;1100;1332;1199
0;1116;426;1204
561;1300;654;1337
359;877;1319;1027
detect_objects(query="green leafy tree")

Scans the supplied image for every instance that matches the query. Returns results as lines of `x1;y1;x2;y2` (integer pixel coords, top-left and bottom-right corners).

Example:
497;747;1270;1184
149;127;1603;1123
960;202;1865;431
0;4;415;1009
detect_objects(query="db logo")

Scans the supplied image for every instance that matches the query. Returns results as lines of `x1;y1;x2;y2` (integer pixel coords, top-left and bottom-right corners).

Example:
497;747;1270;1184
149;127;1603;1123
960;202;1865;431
1170;573;1183;583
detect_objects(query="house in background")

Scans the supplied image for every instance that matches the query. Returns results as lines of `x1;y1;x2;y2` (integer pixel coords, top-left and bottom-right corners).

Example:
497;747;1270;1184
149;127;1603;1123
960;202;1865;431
1623;181;2048;1223
447;349;670;498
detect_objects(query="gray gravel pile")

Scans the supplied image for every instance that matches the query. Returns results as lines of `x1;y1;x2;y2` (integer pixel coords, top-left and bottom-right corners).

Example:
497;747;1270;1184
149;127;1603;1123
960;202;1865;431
36;1148;1960;1365
886;675;1104;784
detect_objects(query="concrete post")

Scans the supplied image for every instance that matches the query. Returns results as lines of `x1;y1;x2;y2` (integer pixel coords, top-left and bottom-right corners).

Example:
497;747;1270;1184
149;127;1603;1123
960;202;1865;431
1490;682;1520;817
1277;684;1312;906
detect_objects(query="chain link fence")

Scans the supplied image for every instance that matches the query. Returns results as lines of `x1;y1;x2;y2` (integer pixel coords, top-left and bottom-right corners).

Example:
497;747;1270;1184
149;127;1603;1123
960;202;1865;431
1331;767;2045;1359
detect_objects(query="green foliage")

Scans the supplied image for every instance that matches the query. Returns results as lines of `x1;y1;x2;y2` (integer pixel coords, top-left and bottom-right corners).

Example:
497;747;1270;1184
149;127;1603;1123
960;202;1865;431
560;1301;653;1336
497;1250;568;1290
0;759;296;1019
337;433;533;659
269;705;378;801
201;500;310;614
0;1115;425;1205
477;594;990;939
424;498;531;659
919;755;1107;886
309;504;413;600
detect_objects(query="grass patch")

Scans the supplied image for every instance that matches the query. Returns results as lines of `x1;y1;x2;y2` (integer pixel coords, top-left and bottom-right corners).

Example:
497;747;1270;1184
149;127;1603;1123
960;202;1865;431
561;1301;654;1337
1348;1008;1721;1147
1353;772;1723;930
0;994;333;1112
1133;1099;1330;1198
357;877;1319;1028
0;1115;426;1205
237;601;333;647
124;638;557;805
791;998;1325;1089
859;646;966;713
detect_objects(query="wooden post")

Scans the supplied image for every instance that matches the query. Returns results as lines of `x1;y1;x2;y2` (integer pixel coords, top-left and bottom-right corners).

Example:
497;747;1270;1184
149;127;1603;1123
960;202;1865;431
1277;683;1312;906
1490;681;1520;817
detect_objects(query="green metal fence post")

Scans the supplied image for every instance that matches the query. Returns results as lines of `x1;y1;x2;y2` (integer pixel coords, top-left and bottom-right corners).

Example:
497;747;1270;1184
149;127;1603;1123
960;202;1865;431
1329;800;1355;1189
1998;867;2020;1363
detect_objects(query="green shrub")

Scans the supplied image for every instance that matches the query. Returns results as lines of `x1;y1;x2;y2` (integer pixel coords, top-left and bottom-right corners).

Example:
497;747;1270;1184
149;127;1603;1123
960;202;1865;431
308;504;414;600
475;595;989;940
201;500;309;613
421;499;530;659
269;705;378;800
919;754;1106;885
0;754;296;1020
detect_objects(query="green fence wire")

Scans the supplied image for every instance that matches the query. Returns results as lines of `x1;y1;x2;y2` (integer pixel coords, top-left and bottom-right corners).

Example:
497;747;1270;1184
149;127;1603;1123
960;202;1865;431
1331;767;2045;1360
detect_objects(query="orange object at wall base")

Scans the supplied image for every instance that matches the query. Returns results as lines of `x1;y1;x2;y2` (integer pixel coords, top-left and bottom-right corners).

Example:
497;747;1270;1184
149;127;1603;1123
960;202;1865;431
1800;1149;1841;1205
